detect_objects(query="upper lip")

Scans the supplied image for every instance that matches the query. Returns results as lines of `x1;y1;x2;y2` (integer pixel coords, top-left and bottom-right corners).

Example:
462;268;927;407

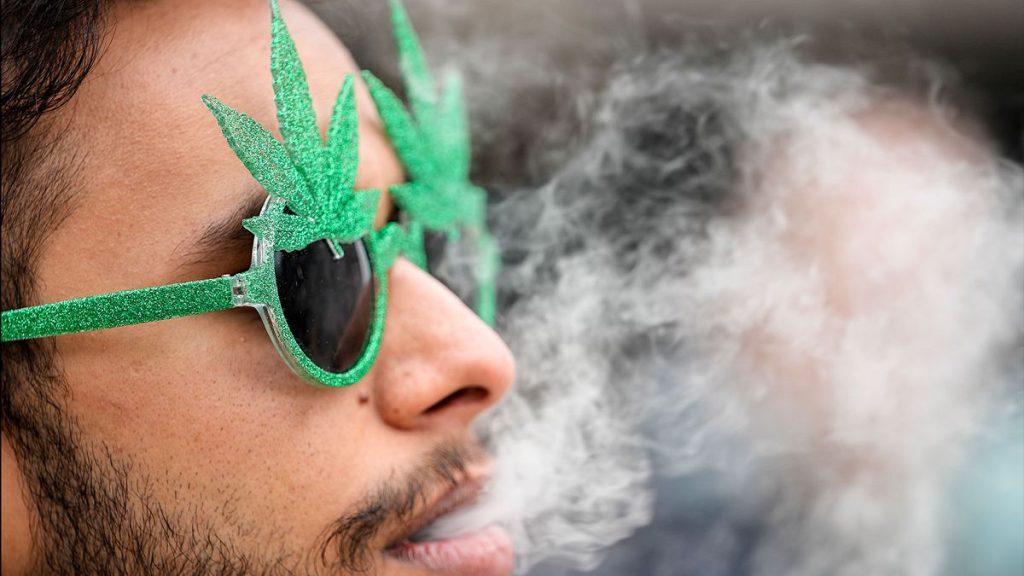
383;465;490;550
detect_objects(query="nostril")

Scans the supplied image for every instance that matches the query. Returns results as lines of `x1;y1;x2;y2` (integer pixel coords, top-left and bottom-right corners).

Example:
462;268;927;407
424;386;489;415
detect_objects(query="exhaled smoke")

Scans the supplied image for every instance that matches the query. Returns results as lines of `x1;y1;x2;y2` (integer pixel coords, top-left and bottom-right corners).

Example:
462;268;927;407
423;35;1024;576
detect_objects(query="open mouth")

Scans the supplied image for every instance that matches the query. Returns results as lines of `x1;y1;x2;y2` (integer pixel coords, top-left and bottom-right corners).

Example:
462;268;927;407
383;475;514;575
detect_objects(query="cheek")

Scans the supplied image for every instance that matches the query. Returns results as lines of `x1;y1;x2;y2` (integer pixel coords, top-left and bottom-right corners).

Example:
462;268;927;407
56;309;394;547
64;312;282;433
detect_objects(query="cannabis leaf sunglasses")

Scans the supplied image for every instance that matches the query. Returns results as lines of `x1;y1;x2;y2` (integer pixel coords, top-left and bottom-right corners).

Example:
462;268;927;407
0;0;498;388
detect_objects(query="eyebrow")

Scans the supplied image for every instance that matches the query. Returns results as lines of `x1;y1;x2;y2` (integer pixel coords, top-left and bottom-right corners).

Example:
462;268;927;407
176;189;268;271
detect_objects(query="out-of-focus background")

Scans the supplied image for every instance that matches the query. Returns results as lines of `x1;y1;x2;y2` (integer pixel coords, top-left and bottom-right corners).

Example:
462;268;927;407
315;2;1023;575
325;0;1022;170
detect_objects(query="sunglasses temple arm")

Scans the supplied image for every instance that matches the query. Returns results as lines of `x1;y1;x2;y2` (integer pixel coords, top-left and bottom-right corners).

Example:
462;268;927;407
0;276;238;342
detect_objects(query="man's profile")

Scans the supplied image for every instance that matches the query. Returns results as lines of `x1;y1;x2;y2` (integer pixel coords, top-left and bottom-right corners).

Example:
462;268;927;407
1;0;515;574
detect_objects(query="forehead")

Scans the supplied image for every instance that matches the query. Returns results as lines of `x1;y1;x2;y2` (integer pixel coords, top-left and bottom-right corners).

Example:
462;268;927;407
37;0;392;297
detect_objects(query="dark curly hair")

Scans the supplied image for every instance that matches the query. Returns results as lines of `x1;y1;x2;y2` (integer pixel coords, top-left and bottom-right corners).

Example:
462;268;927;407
1;0;107;432
1;6;114;571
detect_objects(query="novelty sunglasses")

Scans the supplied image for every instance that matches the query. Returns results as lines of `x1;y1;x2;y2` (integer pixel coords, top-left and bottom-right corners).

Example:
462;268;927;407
0;0;499;388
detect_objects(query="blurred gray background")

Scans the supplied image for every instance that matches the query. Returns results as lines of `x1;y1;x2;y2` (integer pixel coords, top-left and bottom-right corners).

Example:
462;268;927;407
318;0;1022;169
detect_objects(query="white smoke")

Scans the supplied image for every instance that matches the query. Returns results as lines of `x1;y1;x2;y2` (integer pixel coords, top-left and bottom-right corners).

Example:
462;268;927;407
420;35;1024;576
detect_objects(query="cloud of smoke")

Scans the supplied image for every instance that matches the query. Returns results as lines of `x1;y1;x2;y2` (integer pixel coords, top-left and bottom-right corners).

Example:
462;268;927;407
419;25;1024;576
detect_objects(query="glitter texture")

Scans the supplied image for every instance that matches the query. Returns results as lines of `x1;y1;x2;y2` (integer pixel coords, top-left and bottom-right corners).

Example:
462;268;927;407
198;0;413;387
0;278;234;341
0;0;491;384
364;0;498;324
204;3;377;255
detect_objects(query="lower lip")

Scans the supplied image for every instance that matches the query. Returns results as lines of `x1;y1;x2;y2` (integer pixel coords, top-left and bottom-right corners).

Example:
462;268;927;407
386;525;515;575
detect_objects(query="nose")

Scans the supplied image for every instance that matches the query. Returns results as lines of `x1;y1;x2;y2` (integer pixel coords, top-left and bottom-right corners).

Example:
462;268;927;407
369;259;515;431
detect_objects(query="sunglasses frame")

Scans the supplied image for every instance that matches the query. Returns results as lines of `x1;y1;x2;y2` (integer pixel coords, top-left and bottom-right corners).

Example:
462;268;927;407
0;0;499;388
245;196;424;387
0;194;428;387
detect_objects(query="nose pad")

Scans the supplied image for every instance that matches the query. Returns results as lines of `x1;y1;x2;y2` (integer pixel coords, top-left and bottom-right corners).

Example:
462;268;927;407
369;259;514;431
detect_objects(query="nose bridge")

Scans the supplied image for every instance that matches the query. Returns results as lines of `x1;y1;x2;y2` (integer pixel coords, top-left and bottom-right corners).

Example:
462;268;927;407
369;259;514;431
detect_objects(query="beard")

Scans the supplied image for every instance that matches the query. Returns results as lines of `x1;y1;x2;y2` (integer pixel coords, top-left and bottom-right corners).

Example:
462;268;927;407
7;388;476;576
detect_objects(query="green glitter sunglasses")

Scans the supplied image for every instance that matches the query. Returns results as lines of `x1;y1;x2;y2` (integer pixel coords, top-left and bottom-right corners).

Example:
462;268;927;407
0;0;498;388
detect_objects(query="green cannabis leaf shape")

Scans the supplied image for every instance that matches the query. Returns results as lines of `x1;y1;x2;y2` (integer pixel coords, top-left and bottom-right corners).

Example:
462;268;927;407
202;0;377;254
362;0;485;237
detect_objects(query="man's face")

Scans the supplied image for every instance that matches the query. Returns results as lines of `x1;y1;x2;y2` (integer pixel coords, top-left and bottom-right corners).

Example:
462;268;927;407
12;0;515;573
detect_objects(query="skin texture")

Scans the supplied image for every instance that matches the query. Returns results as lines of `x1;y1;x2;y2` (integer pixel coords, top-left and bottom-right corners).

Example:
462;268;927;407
0;0;514;573
1;436;31;574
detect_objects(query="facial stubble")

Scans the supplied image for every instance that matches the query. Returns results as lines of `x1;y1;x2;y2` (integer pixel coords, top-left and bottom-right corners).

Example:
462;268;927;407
10;392;477;576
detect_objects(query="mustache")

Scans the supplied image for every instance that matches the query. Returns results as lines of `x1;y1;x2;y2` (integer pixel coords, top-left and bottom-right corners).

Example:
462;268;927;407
316;442;479;573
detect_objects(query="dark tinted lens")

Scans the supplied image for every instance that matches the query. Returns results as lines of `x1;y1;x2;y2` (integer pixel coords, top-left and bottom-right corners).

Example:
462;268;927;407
423;229;477;309
275;239;375;373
